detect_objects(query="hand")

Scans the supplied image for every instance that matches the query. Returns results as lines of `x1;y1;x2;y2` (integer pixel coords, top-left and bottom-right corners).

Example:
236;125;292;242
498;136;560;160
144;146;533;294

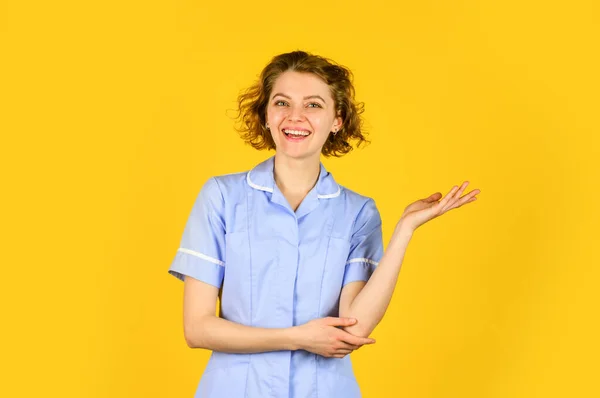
397;181;480;233
294;317;376;358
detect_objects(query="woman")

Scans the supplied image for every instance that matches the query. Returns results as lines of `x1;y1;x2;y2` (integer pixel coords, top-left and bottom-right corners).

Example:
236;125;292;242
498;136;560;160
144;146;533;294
168;50;480;398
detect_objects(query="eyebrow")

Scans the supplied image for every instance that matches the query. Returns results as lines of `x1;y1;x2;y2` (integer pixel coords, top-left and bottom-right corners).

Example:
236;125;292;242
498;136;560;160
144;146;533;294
272;93;327;103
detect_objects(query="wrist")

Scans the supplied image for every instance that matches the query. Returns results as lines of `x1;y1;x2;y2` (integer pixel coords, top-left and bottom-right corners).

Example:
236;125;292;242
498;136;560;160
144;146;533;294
393;221;414;240
286;326;303;351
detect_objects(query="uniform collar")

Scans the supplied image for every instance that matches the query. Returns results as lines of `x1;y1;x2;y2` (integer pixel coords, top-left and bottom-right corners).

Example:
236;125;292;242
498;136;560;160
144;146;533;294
246;155;341;199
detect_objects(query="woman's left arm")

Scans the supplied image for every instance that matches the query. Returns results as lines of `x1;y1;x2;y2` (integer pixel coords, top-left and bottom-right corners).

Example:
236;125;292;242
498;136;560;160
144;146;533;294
340;181;480;338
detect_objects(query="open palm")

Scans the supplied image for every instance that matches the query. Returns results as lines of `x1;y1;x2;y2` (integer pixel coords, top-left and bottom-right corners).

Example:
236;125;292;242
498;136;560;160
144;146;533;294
398;181;480;233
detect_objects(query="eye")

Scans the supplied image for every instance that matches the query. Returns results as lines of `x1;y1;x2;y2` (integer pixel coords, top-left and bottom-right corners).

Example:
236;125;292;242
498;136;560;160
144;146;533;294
307;102;323;108
274;100;288;106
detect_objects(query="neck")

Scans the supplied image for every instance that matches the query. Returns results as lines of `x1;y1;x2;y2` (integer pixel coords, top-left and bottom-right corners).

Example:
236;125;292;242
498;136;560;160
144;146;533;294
273;153;321;196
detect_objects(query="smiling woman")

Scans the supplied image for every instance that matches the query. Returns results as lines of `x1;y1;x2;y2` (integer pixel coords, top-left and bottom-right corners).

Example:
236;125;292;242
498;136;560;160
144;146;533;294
168;50;480;398
234;51;370;158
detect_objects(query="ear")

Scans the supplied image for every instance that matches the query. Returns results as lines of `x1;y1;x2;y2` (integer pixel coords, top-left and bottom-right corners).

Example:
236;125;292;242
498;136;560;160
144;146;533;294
332;112;343;131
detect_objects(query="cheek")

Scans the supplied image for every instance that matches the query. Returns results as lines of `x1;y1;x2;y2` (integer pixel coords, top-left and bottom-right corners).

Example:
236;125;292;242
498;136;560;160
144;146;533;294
267;107;286;124
307;114;329;133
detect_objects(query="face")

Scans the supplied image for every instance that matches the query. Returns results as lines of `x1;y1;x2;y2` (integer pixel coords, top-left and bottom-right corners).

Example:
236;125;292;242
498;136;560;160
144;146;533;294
265;71;342;161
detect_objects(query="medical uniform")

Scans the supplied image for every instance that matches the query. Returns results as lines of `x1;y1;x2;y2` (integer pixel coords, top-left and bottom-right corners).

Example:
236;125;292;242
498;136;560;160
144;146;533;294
168;155;383;398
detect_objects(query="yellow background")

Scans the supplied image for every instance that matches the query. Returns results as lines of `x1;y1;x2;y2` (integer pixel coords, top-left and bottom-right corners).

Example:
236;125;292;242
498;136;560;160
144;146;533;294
1;0;599;397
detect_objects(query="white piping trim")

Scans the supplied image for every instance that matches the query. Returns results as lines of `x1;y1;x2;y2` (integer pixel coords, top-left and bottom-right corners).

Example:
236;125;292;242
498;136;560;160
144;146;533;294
246;171;273;193
317;186;341;199
346;257;379;266
178;248;225;267
246;170;340;198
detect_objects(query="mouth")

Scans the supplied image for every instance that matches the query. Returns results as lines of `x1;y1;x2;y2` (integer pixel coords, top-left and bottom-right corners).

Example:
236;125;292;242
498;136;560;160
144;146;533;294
282;128;311;141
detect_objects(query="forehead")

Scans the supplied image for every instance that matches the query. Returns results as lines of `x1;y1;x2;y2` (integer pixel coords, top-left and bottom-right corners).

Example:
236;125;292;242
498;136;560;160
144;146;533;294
271;71;333;101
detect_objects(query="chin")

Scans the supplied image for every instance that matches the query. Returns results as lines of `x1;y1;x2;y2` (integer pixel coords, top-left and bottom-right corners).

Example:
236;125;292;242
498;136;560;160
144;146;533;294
276;147;319;161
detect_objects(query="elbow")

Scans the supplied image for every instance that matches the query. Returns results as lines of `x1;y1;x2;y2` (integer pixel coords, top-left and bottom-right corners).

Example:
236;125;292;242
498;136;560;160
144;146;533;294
339;311;377;337
184;333;200;349
183;315;211;349
343;322;374;339
339;313;375;338
339;310;374;338
183;328;201;348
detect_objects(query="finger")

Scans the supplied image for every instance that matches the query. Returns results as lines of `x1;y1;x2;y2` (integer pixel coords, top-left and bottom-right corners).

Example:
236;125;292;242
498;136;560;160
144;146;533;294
446;189;480;211
325;317;357;327
442;181;469;213
441;181;469;213
339;332;376;346
424;192;442;203
335;348;353;355
448;189;480;210
437;185;459;210
332;351;352;358
337;341;361;351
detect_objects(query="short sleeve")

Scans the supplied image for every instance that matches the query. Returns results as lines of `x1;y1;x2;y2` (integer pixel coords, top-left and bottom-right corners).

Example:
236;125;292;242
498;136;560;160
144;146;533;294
342;198;384;287
168;177;226;288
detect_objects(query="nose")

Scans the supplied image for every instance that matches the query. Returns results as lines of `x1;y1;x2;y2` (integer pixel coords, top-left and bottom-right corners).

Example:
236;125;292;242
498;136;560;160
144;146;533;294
287;104;305;122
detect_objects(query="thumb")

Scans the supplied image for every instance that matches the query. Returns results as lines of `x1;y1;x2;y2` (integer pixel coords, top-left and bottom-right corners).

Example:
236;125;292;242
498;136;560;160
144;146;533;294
425;192;442;202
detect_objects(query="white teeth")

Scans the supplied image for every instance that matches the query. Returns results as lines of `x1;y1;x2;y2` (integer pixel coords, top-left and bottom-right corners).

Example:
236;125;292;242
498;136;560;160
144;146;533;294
284;129;310;136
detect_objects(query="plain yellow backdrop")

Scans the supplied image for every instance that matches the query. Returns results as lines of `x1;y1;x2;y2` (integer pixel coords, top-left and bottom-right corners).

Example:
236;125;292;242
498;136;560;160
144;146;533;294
1;0;599;397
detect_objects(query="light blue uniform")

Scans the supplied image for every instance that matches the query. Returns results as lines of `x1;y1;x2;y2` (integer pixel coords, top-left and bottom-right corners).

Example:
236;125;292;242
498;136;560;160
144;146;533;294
168;155;383;398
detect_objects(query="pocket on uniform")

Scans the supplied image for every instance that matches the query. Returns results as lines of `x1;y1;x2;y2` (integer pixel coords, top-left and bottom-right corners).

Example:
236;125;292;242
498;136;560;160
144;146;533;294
224;231;250;264
247;237;280;285
325;237;351;276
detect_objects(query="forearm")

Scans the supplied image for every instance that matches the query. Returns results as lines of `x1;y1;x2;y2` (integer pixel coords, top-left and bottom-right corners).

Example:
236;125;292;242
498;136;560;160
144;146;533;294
341;226;413;337
186;314;300;353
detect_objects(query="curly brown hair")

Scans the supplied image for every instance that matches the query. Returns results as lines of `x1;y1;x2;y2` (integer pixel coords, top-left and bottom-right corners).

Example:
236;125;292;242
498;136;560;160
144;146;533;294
233;50;369;157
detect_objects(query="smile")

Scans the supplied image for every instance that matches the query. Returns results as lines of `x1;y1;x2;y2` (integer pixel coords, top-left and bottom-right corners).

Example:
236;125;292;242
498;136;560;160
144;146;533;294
282;129;311;137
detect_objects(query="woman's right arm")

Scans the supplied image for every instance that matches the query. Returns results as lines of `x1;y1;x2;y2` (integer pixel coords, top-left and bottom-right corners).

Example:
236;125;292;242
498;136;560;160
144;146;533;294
182;276;376;357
